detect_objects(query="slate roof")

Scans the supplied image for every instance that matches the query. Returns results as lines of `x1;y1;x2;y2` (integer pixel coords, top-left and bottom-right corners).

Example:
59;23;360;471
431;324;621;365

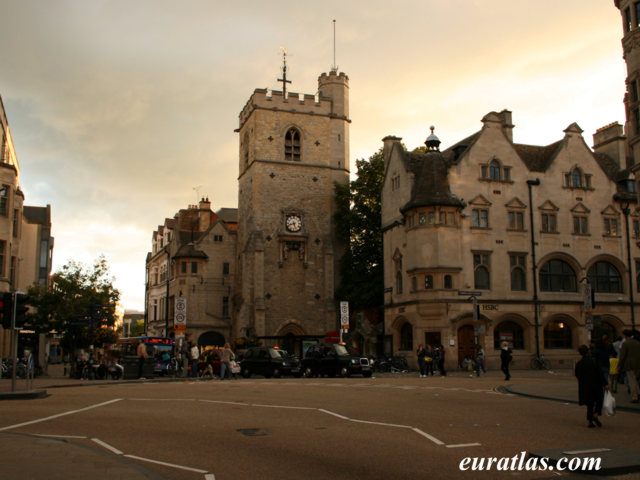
173;242;208;260
23;206;50;224
396;124;634;213
400;150;464;212
512;141;563;172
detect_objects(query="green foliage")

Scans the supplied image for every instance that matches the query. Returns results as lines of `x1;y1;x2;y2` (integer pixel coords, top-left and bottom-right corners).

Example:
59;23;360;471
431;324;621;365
334;149;385;310
129;319;145;338
27;255;121;354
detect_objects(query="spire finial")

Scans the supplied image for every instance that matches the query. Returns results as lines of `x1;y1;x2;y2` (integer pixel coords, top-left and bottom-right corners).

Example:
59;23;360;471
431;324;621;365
278;46;292;96
425;125;441;151
331;19;338;73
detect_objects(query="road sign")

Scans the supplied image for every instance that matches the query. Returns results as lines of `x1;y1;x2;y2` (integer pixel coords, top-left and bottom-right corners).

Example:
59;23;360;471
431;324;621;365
174;297;187;327
340;301;349;327
583;283;593;312
459;291;482;297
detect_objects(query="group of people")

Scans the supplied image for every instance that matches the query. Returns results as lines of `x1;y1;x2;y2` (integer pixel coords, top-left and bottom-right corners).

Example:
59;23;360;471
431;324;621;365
415;344;446;377
576;329;640;428
185;341;237;380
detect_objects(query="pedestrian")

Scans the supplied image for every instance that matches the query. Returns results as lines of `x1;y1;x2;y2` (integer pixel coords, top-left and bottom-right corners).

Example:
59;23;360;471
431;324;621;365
590;337;611;385
136;339;148;379
609;352;619;393
189;342;200;378
618;329;640;403
424;344;435;376
219;342;234;380
416;344;427;378
476;345;486;374
500;341;512;381
575;344;607;428
437;345;446;377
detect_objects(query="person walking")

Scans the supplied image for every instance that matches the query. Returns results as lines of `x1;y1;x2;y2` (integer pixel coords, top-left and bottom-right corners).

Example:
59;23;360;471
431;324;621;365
575;344;607;428
136;339;148;379
437;345;447;377
618;329;640;403
189;342;200;378
476;345;486;374
219;343;234;380
416;344;427;378
500;341;512;381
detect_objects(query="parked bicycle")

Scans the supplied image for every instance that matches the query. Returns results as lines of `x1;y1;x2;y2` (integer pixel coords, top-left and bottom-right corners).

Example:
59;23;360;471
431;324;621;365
530;354;551;370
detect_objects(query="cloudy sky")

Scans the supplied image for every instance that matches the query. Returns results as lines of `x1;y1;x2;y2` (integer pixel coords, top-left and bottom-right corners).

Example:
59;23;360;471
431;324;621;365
0;1;627;311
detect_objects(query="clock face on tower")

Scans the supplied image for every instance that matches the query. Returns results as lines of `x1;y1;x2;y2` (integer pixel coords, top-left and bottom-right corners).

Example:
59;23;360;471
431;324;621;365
286;215;302;232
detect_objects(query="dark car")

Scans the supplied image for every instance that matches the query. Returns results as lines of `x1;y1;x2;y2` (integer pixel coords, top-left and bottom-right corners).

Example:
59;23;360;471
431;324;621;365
240;346;301;378
301;343;372;378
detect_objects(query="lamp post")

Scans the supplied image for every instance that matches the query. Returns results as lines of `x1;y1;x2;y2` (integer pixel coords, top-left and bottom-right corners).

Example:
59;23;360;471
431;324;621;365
619;200;636;330
527;179;541;358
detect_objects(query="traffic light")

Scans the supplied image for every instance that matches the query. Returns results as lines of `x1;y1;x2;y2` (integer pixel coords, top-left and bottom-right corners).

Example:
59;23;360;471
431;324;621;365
15;293;29;328
1;292;13;329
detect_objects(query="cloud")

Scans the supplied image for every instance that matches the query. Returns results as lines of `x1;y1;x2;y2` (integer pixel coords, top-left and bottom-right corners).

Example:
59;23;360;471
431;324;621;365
0;0;627;309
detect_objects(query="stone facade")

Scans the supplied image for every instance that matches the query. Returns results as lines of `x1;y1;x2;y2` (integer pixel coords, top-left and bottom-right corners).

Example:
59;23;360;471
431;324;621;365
145;71;350;350
234;71;350;341
382;111;637;372
145;199;237;347
0;95;54;361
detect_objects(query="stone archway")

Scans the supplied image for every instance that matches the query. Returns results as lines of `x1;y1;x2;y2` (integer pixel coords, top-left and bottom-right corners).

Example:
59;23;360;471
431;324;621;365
198;331;225;348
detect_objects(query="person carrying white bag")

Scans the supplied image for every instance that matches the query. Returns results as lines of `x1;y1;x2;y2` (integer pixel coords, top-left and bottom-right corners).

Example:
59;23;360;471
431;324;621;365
576;345;608;428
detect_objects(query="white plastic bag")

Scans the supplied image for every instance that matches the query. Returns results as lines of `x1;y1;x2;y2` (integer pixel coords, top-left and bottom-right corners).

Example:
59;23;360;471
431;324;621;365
603;390;616;416
231;361;241;374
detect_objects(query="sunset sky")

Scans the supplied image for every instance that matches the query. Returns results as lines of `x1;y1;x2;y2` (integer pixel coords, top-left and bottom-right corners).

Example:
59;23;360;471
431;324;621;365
0;1;628;311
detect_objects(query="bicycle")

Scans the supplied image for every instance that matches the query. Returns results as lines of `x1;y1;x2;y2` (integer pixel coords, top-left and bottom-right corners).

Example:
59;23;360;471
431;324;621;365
530;354;551;370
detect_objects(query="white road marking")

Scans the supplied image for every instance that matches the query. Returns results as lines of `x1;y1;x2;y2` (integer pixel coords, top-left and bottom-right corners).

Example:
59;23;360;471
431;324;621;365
204;474;216;480
251;403;316;410
200;399;249;406
318;408;350;420
123;454;209;473
0;398;123;432
411;427;445;446
446;443;482;448
92;437;123;455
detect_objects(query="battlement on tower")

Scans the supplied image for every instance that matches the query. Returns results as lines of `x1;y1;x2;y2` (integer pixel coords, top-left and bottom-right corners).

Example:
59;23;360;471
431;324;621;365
237;70;350;129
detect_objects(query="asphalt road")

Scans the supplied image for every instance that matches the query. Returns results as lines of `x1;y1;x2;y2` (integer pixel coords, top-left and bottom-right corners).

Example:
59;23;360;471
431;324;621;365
1;375;639;480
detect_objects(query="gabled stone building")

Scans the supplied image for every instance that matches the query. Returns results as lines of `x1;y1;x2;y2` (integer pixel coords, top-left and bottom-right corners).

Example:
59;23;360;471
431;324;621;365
382;111;637;371
145;199;237;346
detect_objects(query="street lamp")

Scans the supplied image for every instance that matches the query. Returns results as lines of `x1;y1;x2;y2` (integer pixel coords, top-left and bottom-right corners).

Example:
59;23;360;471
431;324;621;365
527;179;541;359
615;195;636;330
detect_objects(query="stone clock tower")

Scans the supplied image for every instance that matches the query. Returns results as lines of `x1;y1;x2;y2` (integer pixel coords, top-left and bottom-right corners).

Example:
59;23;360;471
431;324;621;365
234;67;350;339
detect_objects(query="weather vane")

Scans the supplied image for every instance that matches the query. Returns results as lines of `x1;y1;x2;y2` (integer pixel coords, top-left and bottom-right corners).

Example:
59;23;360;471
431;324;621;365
277;46;292;96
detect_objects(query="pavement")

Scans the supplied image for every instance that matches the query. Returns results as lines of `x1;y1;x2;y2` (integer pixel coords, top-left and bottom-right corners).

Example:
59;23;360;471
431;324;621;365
1;365;638;479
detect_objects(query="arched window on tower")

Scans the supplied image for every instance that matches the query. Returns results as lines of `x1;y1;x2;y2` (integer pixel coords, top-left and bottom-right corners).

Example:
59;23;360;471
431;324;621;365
285;128;301;161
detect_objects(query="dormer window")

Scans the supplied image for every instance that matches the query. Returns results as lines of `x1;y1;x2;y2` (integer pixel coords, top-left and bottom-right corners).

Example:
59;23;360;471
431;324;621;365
480;158;511;182
564;167;592;190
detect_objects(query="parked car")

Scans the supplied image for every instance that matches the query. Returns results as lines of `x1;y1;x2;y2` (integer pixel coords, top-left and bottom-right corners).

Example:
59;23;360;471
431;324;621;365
301;343;372;378
240;346;301;378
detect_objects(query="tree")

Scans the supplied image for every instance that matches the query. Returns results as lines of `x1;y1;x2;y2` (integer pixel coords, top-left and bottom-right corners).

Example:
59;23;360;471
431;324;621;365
27;256;121;372
334;148;385;311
